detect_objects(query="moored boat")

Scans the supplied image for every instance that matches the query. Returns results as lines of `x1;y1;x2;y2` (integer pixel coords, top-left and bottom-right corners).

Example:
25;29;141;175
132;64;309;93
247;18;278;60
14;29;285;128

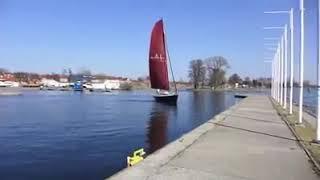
73;81;83;92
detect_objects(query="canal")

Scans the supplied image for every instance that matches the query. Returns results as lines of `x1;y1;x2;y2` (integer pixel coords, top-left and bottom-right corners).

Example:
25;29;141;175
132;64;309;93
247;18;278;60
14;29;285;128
0;90;236;180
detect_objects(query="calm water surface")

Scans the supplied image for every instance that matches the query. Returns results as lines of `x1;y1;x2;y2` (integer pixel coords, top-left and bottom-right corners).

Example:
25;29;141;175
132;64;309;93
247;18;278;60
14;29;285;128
290;87;319;115
0;90;236;180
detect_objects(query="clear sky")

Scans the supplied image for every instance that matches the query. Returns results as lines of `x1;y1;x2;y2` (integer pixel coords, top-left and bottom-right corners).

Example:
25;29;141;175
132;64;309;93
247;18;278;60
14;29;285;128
0;0;318;82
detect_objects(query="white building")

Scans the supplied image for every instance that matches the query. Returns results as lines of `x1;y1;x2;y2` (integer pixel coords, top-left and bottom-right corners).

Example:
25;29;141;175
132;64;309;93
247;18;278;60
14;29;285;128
104;80;121;90
41;78;61;87
0;80;19;87
91;83;106;90
59;77;69;83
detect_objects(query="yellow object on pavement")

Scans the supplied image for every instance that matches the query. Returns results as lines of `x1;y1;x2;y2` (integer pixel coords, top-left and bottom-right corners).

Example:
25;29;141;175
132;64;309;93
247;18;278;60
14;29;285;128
127;148;146;167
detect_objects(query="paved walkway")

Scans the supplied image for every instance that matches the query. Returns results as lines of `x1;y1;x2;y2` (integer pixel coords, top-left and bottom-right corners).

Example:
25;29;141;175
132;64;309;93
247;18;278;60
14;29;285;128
108;96;319;180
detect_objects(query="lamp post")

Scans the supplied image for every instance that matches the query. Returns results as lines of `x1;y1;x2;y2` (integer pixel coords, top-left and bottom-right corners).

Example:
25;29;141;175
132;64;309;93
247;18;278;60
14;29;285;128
274;56;278;101
264;59;273;97
277;44;281;103
284;25;288;109
273;44;280;103
280;36;284;106
280;36;286;106
264;42;279;100
275;49;279;101
298;0;304;124
264;9;294;113
264;26;287;106
290;8;294;114
264;38;280;101
316;0;320;141
272;58;275;99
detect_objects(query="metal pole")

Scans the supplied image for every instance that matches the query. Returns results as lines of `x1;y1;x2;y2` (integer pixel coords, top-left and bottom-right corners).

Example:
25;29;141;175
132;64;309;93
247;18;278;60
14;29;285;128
271;57;274;99
263;10;294;112
273;54;276;99
275;47;278;101
316;0;320;141
290;8;294;114
273;58;276;99
274;54;277;100
277;45;281;103
280;36;284;106
284;25;288;109
298;0;304;124
272;60;274;98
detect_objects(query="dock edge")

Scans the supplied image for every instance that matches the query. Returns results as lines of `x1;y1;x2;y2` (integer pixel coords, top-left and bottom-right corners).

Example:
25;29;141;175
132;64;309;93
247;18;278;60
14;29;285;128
106;97;246;180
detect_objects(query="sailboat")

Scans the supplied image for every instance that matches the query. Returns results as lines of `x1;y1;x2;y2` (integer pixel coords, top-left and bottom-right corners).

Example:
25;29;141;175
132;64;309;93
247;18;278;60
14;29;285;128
149;19;178;104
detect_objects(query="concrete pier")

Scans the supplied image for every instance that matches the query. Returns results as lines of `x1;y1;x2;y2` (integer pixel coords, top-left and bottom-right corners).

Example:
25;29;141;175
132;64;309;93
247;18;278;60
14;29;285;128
108;96;319;180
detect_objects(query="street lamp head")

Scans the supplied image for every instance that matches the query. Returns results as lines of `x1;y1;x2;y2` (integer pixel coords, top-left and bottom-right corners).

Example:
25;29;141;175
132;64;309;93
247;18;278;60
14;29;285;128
264;26;285;30
264;43;278;46
264;11;290;14
266;48;277;51
264;38;279;40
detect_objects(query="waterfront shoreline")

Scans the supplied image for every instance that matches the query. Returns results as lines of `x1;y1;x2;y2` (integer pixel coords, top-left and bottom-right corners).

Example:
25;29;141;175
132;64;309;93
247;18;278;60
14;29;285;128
107;96;319;180
107;97;243;179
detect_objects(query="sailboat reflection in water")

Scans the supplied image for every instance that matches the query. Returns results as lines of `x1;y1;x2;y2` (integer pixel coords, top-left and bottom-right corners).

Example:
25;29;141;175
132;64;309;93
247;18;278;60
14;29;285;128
146;106;169;153
148;19;178;105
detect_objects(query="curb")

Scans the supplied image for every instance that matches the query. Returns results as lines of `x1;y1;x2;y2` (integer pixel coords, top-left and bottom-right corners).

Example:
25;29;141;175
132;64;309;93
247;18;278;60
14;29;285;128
270;97;320;175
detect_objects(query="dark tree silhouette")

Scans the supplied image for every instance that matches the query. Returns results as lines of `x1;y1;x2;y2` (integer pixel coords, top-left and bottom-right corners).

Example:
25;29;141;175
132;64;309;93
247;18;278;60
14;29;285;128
206;56;230;90
188;59;206;89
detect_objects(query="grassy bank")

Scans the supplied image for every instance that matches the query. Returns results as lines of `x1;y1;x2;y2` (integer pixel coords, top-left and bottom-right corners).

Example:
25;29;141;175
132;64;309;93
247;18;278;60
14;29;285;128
272;100;320;173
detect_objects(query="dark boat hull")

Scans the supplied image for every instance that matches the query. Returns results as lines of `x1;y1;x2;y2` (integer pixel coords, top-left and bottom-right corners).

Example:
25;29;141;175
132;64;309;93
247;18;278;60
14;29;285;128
153;94;178;105
234;94;247;98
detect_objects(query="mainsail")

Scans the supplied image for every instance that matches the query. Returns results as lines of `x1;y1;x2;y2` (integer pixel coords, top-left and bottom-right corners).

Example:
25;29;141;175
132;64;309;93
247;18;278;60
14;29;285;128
149;20;169;90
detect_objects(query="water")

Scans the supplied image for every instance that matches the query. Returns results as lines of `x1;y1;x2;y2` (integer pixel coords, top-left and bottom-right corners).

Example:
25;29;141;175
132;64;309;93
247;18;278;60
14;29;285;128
290;87;318;116
0;90;236;180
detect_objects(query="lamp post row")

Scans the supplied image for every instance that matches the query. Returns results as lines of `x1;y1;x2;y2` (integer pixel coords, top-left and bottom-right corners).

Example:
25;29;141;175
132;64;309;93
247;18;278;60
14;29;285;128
265;0;320;142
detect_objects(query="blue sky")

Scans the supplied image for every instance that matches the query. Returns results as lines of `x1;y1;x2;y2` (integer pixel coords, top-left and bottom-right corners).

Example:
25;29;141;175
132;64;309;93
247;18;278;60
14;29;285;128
0;0;318;82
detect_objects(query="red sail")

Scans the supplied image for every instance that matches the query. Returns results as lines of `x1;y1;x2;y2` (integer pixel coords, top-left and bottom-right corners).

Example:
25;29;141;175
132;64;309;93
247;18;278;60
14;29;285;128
149;20;169;90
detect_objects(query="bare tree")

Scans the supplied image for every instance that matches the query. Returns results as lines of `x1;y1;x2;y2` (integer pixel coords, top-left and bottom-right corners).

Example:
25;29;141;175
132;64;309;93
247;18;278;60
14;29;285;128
13;72;40;83
206;56;230;90
188;59;206;89
67;68;73;82
13;72;28;82
62;69;68;76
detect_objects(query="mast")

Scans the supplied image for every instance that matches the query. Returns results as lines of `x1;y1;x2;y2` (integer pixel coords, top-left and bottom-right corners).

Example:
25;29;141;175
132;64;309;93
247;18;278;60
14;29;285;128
162;20;177;94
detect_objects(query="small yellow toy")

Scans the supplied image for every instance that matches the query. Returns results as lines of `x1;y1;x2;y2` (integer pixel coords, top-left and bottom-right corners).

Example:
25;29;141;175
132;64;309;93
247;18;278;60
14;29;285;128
127;148;146;167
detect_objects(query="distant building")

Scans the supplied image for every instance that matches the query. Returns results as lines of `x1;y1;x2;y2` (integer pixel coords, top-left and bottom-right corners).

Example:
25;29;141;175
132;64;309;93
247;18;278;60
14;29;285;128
0;73;15;81
89;75;130;90
91;79;104;83
105;80;121;90
0;73;19;87
0;80;19;87
59;77;69;83
41;78;61;87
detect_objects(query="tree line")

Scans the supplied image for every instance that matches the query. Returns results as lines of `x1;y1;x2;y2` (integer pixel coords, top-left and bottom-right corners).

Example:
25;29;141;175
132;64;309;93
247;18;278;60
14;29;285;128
188;56;229;90
188;57;271;89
